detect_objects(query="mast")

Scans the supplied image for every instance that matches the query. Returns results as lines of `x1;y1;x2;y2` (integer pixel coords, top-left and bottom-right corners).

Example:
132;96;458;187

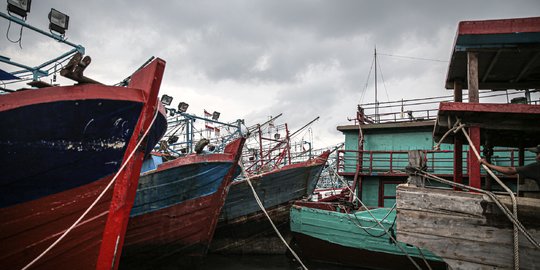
374;47;379;123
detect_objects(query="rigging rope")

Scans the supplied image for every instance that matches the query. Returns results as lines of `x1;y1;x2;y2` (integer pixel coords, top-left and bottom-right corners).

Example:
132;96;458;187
458;124;520;270
22;102;160;270
239;163;309;270
408;169;540;249
334;172;424;270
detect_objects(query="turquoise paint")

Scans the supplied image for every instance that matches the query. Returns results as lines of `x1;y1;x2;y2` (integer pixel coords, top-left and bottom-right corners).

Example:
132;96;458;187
290;206;443;262
361;177;379;207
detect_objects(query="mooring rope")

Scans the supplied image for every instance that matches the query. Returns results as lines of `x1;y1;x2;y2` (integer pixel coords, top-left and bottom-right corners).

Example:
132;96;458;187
239;165;309;270
325;157;428;269
458;125;520;270
334;174;424;270
409;169;540;249
22;104;160;270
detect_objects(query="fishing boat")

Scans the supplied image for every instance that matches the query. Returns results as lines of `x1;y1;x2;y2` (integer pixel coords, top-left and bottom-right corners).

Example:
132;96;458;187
0;9;167;269
210;150;330;254
287;101;452;269
287;40;540;268
120;137;245;267
396;17;540;270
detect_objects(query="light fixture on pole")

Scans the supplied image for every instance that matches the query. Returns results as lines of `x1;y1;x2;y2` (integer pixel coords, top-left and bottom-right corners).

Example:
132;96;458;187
7;0;31;18
48;8;69;35
178;102;189;113
160;94;173;106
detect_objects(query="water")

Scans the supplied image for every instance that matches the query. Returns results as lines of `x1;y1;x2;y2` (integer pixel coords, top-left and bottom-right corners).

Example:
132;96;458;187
198;254;367;270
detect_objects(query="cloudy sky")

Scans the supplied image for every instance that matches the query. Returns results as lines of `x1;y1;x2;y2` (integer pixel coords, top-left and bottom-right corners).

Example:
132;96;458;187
2;0;539;148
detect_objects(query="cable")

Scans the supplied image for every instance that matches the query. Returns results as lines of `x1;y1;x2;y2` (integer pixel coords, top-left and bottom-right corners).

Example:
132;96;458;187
240;164;310;270
6;19;24;49
22;101;160;270
378;53;448;63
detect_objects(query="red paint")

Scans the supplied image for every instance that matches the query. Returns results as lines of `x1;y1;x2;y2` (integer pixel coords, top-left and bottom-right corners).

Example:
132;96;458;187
122;138;245;263
468;127;481;189
0;175;114;269
439;102;540;114
97;59;166;270
458;17;540;35
236;150;330;183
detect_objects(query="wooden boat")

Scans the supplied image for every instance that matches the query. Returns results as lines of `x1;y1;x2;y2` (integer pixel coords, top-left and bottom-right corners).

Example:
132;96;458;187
396;17;540;270
0;58;167;269
290;201;446;270
210;151;330;254
120;137;245;267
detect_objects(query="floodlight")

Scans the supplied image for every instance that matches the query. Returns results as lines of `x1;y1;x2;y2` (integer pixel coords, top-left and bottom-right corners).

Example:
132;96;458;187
212;111;220;120
48;8;69;35
7;0;31;18
160;94;173;106
274;133;280;140
178;102;189;113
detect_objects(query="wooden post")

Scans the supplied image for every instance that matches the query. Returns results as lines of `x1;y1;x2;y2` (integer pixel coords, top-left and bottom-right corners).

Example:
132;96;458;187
454;80;463;102
468;52;479;103
467;52;481;189
407;150;425;187
453;80;463;190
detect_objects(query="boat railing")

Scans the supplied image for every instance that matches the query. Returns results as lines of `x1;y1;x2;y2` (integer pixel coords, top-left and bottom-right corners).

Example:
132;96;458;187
336;148;535;177
348;90;538;125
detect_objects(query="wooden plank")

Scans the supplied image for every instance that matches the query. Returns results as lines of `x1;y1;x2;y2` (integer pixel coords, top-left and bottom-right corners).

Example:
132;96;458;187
396;185;540;270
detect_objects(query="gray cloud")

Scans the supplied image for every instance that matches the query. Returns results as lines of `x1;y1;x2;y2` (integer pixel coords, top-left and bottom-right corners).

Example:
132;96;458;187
2;0;539;146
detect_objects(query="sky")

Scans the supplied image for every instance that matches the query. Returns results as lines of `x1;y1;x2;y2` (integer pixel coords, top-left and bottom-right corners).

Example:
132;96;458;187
2;0;540;149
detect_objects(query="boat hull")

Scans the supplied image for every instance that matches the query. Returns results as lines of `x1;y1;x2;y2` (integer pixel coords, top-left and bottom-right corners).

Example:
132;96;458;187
289;204;446;270
0;59;166;269
210;152;329;254
121;138;245;267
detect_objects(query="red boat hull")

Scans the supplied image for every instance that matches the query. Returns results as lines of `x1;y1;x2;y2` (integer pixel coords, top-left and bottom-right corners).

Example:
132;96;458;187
0;176;113;269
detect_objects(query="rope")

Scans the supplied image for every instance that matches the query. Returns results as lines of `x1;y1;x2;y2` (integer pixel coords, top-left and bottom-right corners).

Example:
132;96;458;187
409;169;540;249
239;164;309;270
335;173;424;270
22;103;160;270
459;126;520;270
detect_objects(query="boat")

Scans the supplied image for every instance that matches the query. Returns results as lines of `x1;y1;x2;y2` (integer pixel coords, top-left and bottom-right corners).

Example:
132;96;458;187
120;137;245;267
286;37;539;267
0;9;167;269
395;17;540;269
0;53;166;270
210;150;330;254
290;202;446;270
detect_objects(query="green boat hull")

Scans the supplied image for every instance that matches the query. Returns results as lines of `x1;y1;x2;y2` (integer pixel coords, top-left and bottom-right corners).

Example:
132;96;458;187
290;205;445;269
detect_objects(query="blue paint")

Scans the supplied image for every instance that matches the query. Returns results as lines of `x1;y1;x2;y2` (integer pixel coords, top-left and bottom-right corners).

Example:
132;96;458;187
221;164;325;221
130;161;236;217
0;99;149;207
456;32;540;51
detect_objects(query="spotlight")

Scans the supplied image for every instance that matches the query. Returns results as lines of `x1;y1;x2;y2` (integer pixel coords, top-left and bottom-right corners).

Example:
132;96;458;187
48;8;69;35
160;94;173;106
178;102;189;113
7;0;31;18
212;111;220;120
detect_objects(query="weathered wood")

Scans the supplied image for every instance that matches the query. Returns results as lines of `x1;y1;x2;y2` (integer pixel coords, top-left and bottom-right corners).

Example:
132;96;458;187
467;51;479;103
453;80;463;102
396;184;540;270
406;151;425;187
